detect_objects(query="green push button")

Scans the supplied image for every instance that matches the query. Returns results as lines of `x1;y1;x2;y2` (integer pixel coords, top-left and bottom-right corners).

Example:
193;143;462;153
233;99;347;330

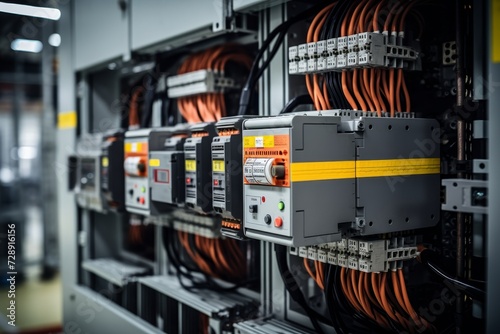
278;201;285;211
141;186;146;193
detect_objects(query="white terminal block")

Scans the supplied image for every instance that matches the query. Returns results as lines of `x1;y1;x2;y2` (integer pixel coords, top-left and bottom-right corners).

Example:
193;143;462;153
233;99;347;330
307;247;318;260
317;249;327;263
288;46;298;74
348;255;359;270
298;43;308;73
288;31;420;74
291;236;417;273
337;238;347;251
348;239;359;253
307;42;317;72
326;38;337;70
347;34;358;51
327;252;337;265
299;247;308;258
337;253;348;268
316;40;327;71
336;37;348;69
347;34;359;67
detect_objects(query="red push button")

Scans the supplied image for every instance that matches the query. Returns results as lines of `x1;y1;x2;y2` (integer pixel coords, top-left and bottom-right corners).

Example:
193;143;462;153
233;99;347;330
186;178;191;184
214;179;219;186
274;217;283;228
139;197;145;204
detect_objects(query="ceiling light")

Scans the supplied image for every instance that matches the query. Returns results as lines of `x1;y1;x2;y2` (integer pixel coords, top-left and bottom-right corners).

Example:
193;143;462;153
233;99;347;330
0;2;61;20
48;33;61;47
11;39;43;53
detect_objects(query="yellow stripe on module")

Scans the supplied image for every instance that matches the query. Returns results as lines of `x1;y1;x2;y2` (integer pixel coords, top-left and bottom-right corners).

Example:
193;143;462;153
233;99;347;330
291;161;355;182
356;158;440;178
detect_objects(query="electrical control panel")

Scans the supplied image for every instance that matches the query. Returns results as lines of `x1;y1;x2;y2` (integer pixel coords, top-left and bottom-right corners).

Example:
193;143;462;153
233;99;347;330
184;122;218;214
125;129;172;216
212;116;252;239
124;130;151;215
149;125;190;215
243;112;441;247
101;130;125;211
243;114;356;246
59;0;494;332
75;133;106;213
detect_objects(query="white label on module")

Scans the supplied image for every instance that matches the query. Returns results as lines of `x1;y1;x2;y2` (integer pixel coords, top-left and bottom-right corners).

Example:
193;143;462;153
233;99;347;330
255;137;264;148
124;156;142;175
244;158;257;183
244;158;274;185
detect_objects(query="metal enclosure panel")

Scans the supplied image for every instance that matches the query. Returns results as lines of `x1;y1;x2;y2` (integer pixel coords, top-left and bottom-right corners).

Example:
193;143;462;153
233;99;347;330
65;286;163;334
355;117;441;236
74;0;129;70
130;0;222;51
57;0;79;326
357;118;441;235
487;0;500;330
233;0;289;12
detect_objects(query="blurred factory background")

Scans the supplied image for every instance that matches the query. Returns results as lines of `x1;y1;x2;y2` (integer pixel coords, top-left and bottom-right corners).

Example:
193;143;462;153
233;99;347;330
0;1;61;332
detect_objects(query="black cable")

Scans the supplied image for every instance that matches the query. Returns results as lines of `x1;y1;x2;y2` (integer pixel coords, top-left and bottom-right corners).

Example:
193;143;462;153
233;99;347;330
238;0;331;116
324;265;349;334
280;94;314;114
140;73;156;128
275;245;328;333
419;249;485;301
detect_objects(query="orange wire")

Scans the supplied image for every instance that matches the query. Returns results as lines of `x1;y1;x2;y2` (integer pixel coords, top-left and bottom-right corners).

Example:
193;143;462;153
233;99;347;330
129;87;143;127
357;272;375;319
322;81;332;109
343;72;359;110
372;0;386;32
370;69;382;115
396;66;403;112
340;268;362;312
389;68;395;117
361;69;375;111
379;272;400;323
314;261;325;290
402;69;411;112
349;0;368;35
304;258;322;289
392;270;411;315
359;0;377;32
398;269;436;332
384;0;402;32
307;4;334;111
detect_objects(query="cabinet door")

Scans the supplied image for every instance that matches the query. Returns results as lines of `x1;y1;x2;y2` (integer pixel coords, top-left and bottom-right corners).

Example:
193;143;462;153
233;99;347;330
74;0;129;70
131;0;223;51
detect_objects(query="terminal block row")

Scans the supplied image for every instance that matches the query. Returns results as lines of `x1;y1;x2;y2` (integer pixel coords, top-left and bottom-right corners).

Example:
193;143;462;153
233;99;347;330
167;69;239;98
291;236;418;273
289;32;420;75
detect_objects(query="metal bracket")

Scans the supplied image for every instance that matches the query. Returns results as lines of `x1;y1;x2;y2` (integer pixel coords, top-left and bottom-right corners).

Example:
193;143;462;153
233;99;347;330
442;179;488;214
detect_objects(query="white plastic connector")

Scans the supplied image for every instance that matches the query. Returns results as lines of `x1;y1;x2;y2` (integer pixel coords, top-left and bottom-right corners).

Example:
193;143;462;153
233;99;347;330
290;236;418;273
167;69;238;98
288;31;420;74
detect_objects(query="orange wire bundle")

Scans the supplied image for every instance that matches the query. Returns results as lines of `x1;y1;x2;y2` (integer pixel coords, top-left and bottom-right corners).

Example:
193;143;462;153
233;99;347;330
305;0;420;116
177;231;246;282
334;267;437;333
304;258;325;290
177;44;252;123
